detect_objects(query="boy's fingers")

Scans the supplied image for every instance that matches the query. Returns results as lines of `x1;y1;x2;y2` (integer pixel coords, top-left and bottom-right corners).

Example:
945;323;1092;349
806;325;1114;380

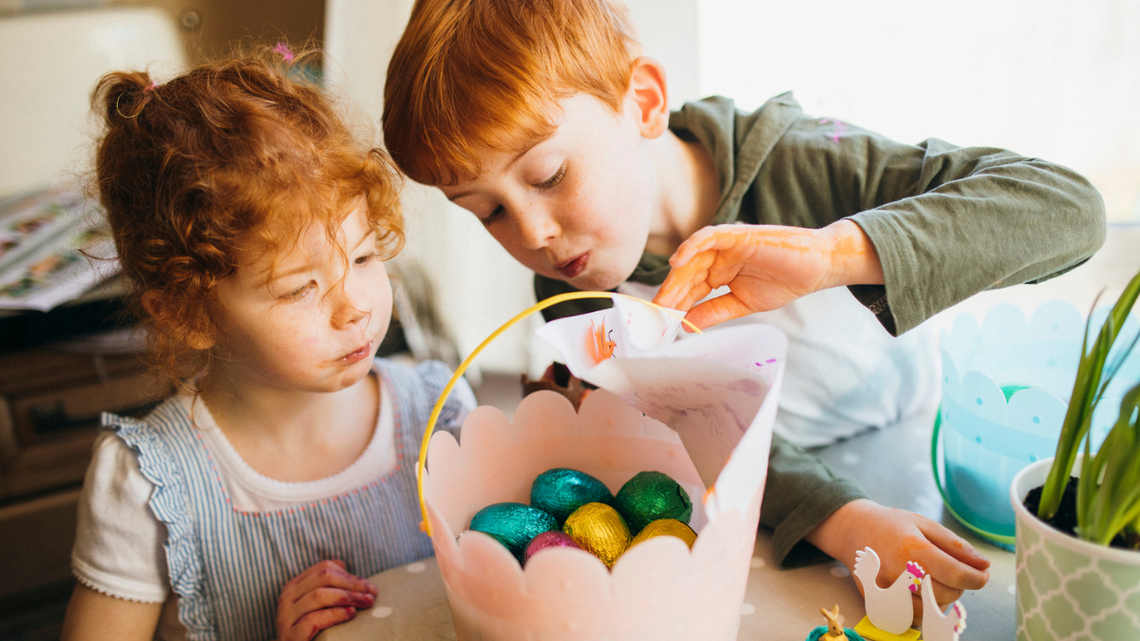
917;519;992;571
911;545;989;592
654;262;713;311
668;226;724;266
684;294;753;330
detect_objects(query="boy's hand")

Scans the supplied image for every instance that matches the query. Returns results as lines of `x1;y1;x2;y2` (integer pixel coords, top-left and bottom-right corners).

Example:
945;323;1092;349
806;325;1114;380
652;220;883;330
807;499;991;625
275;559;377;641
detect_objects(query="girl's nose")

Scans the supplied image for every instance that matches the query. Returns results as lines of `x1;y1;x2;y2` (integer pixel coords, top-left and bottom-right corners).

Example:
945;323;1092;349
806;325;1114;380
331;277;371;329
517;208;560;250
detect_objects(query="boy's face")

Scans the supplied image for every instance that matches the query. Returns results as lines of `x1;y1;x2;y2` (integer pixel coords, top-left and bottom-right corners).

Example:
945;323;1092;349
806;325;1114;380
207;204;392;394
439;93;658;292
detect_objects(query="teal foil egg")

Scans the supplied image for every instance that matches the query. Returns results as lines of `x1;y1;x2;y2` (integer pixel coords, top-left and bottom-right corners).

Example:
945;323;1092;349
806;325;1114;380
613;471;693;534
469;502;558;561
531;468;614;525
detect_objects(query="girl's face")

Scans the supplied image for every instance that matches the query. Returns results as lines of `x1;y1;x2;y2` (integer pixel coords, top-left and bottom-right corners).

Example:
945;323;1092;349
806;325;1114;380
206;204;393;395
438;93;658;292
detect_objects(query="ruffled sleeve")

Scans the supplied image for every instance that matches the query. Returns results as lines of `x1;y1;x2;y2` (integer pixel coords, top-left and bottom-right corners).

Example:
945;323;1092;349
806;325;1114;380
71;430;169;603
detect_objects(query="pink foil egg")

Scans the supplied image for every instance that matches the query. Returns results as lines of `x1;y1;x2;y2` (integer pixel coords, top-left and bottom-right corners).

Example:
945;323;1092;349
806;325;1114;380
523;530;582;565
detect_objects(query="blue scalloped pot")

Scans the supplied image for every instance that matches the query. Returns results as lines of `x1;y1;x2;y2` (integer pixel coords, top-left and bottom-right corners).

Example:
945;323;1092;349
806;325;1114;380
1011;458;1140;641
938;302;1140;545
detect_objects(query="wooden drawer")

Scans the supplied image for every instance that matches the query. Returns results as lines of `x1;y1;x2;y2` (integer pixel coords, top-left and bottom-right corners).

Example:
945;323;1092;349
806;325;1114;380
0;349;169;501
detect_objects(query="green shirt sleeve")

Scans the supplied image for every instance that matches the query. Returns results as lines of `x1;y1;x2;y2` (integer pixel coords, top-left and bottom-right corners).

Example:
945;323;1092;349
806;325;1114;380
761;433;867;567
754;117;1107;335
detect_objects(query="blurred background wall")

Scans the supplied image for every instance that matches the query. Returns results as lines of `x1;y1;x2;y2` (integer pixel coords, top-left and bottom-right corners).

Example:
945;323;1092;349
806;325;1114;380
1;0;1137;374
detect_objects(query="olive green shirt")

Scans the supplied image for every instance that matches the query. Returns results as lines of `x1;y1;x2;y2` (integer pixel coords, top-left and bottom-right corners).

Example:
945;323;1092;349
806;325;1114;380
536;93;1106;566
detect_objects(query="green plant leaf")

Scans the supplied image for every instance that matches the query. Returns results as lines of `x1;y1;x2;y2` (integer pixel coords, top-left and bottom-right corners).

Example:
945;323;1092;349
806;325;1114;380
1038;267;1140;522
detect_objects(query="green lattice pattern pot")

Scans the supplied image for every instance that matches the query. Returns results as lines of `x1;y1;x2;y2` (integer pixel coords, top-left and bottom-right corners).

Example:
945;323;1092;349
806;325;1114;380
1011;458;1140;640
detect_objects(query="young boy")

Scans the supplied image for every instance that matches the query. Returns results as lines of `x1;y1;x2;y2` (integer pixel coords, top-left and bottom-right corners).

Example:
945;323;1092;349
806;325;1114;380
382;0;1105;619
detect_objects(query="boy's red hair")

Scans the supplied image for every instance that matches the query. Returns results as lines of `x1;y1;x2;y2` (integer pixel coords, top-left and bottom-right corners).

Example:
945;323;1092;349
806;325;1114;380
92;47;404;389
383;0;641;185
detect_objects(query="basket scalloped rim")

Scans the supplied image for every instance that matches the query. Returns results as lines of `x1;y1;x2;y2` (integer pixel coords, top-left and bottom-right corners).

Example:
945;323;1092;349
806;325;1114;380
941;301;1140;439
421;387;758;603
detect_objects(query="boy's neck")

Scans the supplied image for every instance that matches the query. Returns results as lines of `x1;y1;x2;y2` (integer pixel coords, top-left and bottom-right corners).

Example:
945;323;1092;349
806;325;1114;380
643;129;720;257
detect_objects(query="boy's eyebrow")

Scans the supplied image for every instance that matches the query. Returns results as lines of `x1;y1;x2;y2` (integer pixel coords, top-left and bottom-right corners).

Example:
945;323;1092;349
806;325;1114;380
445;144;537;202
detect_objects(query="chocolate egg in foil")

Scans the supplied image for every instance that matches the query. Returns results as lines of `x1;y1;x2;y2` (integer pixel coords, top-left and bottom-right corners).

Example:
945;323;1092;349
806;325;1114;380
469;502;558;561
530;468;614;525
613;471;693;534
628;518;697;549
562;502;631;568
523;530;582;564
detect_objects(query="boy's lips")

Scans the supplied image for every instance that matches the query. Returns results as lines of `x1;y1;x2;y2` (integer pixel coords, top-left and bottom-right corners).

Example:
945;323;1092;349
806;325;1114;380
556;253;588;279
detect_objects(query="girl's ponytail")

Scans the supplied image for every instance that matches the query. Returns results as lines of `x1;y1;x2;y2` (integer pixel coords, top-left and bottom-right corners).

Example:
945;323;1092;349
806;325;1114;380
93;70;158;126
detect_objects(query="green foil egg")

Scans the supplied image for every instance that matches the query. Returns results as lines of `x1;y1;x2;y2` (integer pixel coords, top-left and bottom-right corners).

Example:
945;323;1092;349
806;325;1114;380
613;471;693;534
562;502;631;568
469;502;558;562
530;468;614;525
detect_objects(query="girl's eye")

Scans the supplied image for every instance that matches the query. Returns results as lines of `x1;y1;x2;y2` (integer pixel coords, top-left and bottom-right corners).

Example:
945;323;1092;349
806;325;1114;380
280;281;316;301
533;163;567;190
480;205;505;227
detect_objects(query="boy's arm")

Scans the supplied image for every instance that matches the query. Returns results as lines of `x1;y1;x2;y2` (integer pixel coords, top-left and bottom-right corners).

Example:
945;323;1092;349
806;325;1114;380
758;120;1107;335
760;433;867;567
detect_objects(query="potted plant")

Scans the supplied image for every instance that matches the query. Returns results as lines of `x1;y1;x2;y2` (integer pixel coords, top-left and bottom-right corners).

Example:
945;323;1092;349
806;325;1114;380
1009;267;1140;641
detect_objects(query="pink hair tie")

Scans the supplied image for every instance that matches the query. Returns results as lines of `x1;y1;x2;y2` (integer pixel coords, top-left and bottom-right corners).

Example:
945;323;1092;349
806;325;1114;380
144;80;159;93
273;42;295;63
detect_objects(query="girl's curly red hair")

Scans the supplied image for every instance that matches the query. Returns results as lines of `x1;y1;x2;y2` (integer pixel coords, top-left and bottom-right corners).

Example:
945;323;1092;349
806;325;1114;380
92;47;404;390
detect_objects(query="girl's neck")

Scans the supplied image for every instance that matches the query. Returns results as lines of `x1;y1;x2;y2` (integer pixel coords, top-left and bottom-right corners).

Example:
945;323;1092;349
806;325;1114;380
197;364;379;482
644;129;720;257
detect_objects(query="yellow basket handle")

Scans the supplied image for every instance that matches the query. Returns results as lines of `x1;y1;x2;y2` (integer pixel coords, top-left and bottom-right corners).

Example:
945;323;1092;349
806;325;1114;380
416;291;701;536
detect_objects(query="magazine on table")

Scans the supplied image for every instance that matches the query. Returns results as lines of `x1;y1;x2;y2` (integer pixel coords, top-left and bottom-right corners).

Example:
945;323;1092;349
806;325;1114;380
0;186;118;312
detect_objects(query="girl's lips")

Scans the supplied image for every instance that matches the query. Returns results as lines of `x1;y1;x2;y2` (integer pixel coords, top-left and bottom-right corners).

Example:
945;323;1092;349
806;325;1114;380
342;340;372;364
557;253;588;279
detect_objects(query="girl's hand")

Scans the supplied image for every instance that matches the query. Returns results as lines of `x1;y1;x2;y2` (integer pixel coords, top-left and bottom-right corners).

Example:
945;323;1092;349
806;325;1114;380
652;220;883;330
807;499;991;625
275;559;377;641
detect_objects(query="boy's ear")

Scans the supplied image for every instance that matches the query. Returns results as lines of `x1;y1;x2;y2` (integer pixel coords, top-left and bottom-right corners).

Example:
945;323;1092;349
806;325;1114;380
141;289;216;351
628;57;669;139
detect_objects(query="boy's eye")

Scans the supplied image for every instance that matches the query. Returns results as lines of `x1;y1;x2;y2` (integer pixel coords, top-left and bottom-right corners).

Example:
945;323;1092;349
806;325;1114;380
533;163;567;190
279;281;316;301
480;205;505;227
354;252;378;265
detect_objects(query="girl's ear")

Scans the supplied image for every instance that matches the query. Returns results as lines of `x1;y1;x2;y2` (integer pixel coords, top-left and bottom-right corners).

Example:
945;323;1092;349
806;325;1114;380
141;289;216;351
628;57;669;139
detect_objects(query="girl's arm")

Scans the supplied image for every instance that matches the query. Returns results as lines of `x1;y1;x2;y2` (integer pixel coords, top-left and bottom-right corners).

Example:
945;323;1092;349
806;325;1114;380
60;584;162;641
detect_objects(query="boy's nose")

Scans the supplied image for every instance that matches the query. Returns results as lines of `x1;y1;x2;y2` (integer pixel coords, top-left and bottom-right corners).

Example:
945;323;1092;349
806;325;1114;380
518;209;559;250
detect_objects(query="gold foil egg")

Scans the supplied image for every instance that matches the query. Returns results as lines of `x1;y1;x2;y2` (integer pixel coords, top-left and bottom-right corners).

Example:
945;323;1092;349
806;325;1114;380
628;518;697;549
562;502;631;568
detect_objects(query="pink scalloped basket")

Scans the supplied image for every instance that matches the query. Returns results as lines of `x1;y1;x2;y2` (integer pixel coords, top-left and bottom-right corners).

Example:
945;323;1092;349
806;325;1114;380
418;295;788;641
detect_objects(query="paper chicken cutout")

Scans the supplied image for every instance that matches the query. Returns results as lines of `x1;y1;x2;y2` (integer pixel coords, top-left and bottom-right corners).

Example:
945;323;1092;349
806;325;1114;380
920;576;967;641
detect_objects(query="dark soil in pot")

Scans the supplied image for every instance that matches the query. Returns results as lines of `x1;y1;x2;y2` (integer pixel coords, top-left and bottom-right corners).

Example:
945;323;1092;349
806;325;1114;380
1023;476;1137;550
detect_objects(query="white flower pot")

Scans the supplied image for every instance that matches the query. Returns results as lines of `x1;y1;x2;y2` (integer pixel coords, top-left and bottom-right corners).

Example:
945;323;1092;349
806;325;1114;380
1010;457;1140;640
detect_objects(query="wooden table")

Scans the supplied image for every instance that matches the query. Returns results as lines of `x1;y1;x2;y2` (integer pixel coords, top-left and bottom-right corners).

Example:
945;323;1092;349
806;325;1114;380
319;412;1016;641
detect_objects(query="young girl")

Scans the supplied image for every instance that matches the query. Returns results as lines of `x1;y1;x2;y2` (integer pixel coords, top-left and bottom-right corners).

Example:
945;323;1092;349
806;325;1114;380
61;49;474;641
